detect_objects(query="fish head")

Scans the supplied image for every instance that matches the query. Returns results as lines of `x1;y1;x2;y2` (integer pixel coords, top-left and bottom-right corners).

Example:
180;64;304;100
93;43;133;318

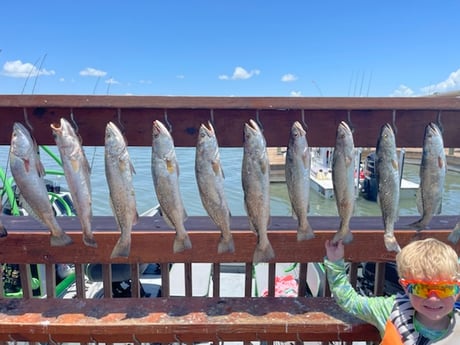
377;123;396;147
289;121;307;144
423;122;444;153
50;118;78;146
243;119;266;157
105;122;126;155
197;121;216;148
11;122;34;158
152;120;174;155
336;121;353;142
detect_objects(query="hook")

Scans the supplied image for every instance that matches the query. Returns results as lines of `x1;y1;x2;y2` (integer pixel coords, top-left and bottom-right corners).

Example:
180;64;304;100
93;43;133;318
347;110;354;133
164;109;172;132
392;109;398;135
300;109;308;130
117;108;126;134
23;107;33;132
70;108;79;133
255;109;264;131
436;110;444;133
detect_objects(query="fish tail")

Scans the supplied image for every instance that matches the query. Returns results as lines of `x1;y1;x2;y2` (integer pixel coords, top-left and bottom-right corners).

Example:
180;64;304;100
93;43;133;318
110;237;131;258
408;217;427;230
332;222;353;244
50;232;73;247
83;233;98;248
217;236;235;254
173;232;192;253
384;233;401;253
297;222;315;241
448;223;460;244
252;240;275;264
0;223;7;238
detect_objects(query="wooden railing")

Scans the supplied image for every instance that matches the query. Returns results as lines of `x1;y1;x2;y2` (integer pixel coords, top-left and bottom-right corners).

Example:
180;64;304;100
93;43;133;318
0;95;460;344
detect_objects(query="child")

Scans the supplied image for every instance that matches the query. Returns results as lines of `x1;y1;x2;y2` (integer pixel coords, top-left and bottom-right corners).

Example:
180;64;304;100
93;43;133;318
325;238;460;344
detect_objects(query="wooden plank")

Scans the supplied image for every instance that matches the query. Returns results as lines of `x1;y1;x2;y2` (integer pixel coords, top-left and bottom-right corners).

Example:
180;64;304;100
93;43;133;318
1;95;460;147
1;215;459;264
0;297;380;342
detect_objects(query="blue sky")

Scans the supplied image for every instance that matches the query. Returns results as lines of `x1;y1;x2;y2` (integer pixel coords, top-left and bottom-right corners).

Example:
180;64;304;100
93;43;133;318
1;1;459;97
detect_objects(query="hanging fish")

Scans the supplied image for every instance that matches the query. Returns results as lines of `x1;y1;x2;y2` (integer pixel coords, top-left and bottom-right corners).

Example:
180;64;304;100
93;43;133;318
375;123;401;252
242;119;274;263
285;121;314;241
331;121;355;244
195;122;234;253
151;120;191;253
105;122;138;258
51;118;96;247
409;122;446;230
9;123;72;246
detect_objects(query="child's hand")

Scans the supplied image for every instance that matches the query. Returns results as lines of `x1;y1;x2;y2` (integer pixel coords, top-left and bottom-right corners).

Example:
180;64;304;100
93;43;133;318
325;239;344;262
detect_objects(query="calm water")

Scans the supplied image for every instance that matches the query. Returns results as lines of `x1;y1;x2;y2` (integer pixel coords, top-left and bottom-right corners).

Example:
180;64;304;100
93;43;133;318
1;146;459;217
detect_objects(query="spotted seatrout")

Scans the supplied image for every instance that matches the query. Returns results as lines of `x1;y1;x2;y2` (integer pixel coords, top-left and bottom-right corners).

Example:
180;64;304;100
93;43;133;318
409;122;446;230
331;121;355;244
51;118;96;247
9;122;72;246
375;123;401;252
151;120;191;253
242;119;274;263
195;122;234;253
105;122;138;258
285;121;314;241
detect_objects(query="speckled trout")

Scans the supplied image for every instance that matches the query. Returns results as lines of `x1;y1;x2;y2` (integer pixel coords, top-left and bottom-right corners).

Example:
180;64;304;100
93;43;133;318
242;119;274;263
409;122;446;230
195;122;234;253
51;118;96;247
9;122;72;246
105;122;138;258
285;121;314;241
331;121;355;244
151;120;191;253
375;123;401;252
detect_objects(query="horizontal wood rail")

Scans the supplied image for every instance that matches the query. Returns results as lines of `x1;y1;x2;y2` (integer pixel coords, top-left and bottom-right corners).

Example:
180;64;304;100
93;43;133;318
0;95;460;147
0;214;459;343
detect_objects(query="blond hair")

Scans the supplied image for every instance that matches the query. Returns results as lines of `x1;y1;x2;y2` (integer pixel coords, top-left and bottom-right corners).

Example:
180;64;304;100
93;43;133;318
396;238;459;281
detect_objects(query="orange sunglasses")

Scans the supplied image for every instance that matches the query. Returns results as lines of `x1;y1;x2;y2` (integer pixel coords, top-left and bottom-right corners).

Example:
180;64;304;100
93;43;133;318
400;279;460;299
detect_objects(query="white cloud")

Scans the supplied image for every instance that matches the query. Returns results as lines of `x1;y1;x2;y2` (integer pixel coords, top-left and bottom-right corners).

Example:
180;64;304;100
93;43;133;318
79;67;107;77
105;77;120;85
390;84;415;97
2;60;55;78
290;91;302;97
139;79;152;84
420;68;460;94
219;66;260;80
282;74;298;82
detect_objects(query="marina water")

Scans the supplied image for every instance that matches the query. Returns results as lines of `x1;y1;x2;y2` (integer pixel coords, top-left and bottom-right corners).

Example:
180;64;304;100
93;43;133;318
1;146;460;218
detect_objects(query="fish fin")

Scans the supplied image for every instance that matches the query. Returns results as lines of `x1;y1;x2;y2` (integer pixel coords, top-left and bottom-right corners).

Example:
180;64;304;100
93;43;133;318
212;160;221;176
166;159;175;174
50;232;73;247
391;159;399;171
23;158;31;173
297;222;315;241
345;155;353;168
133;211;139;225
70;159;80;173
218;236;235;254
130;160;136;175
161;211;175;229
408;218;426;230
435;200;442;215
173;233;192;253
110;238;131;258
302;149;309;169
438;155;445;169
